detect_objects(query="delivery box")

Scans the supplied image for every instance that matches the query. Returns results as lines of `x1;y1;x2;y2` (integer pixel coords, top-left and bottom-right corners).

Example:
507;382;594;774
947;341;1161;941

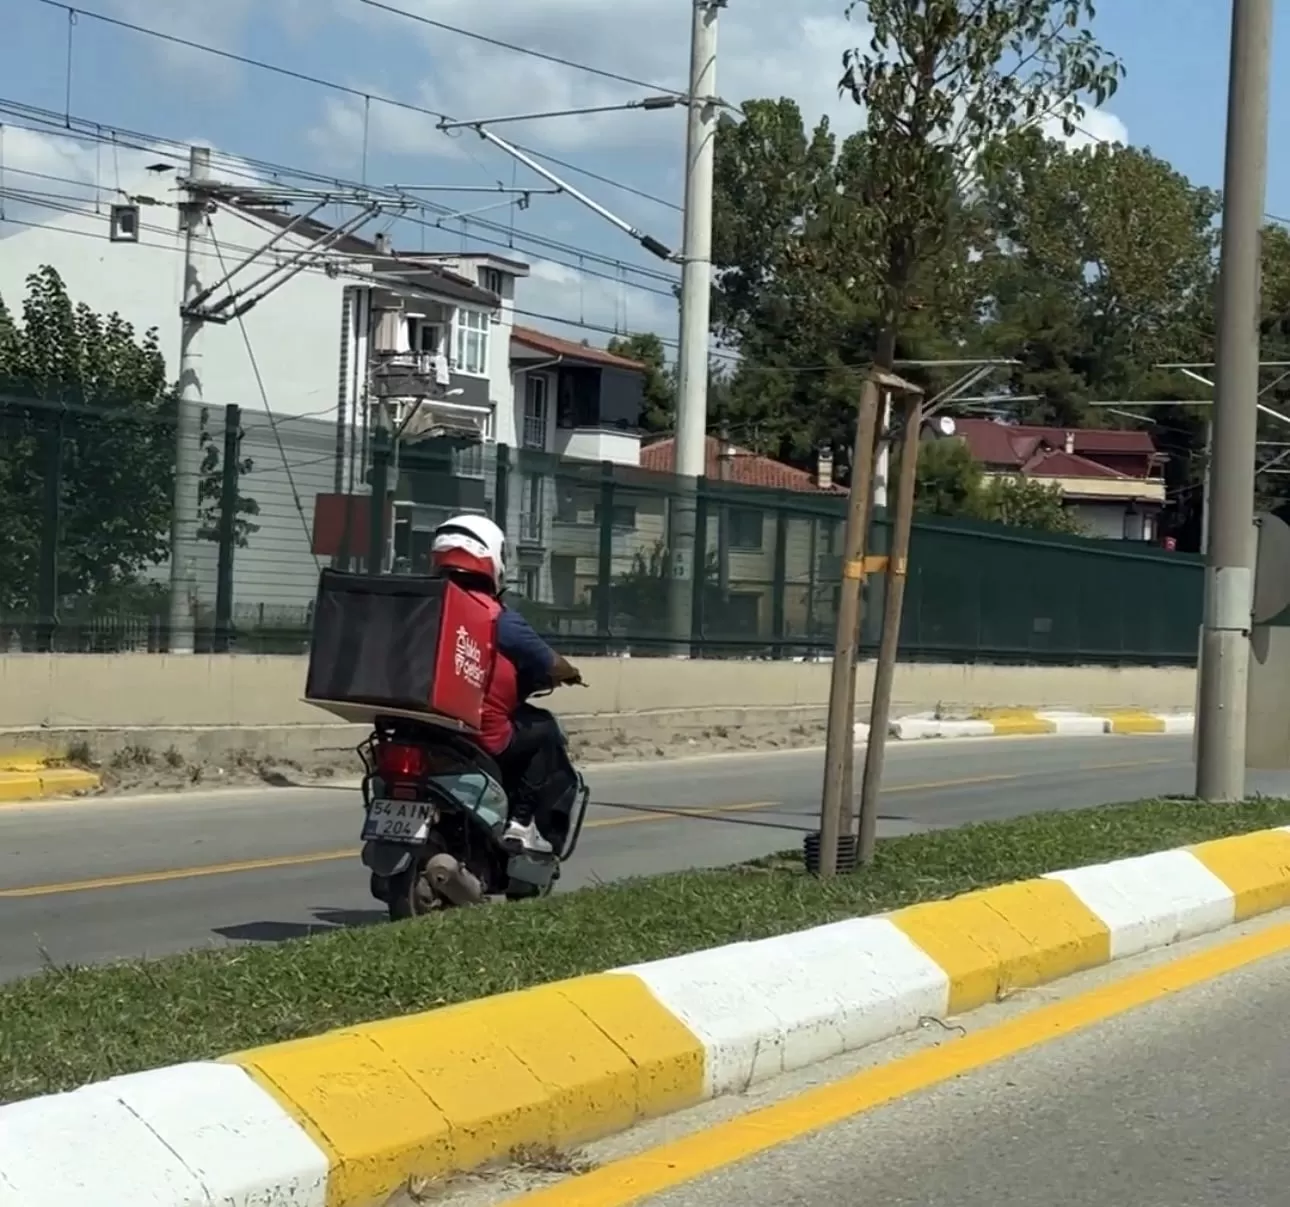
304;569;495;731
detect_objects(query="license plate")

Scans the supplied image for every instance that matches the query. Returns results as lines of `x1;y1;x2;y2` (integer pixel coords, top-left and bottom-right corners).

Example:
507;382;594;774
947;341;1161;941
362;799;434;844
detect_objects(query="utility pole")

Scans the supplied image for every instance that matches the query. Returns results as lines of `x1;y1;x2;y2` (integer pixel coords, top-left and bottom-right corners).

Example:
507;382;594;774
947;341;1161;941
1196;0;1274;801
169;145;211;654
668;0;722;652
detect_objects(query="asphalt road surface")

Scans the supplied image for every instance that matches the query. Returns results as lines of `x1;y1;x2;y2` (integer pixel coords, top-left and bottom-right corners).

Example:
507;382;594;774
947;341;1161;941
631;933;1290;1207
2;733;1286;981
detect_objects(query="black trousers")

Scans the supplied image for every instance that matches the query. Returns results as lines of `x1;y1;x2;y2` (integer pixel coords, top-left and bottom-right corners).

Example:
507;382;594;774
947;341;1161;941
497;704;567;829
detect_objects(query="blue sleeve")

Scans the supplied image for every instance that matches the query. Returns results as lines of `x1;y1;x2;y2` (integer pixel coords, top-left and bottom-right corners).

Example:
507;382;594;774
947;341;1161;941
496;606;557;681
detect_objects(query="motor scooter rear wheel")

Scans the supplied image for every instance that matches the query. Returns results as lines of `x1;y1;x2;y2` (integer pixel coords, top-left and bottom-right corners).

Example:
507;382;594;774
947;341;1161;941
385;862;437;921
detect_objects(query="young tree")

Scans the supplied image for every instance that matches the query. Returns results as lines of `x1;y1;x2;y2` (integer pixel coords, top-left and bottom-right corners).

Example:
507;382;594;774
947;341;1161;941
839;0;1124;370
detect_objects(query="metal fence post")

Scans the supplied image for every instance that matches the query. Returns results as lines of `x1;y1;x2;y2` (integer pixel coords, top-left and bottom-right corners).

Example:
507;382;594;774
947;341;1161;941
368;425;391;574
495;443;511;536
690;476;710;656
35;406;64;652
213;403;241;652
771;493;789;657
596;460;615;648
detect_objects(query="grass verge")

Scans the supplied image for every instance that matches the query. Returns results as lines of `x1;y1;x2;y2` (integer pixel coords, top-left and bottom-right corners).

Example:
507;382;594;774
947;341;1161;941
4;795;1290;1103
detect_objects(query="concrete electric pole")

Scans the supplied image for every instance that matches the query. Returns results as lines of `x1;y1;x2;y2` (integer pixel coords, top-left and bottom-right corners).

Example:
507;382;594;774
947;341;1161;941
668;0;722;650
169;145;212;654
1195;0;1275;801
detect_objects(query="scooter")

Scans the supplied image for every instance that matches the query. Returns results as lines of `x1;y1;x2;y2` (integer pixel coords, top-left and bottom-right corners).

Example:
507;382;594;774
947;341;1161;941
357;686;589;920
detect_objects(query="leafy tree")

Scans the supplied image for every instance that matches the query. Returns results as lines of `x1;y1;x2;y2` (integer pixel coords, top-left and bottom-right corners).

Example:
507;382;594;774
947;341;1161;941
898;435;1083;533
838;0;1124;375
0;266;257;628
977;130;1219;425
607;332;675;433
975;474;1082;533
610;538;737;635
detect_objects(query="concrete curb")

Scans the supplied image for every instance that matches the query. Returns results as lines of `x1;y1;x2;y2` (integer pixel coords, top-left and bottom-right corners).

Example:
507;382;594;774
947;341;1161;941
0;766;100;802
888;709;1194;740
3;821;1286;1206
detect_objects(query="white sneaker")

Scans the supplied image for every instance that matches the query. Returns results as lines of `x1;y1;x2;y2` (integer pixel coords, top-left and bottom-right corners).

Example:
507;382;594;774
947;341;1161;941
501;819;554;856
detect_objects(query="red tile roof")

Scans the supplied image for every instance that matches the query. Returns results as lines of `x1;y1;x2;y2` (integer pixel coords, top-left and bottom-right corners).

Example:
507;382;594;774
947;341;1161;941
640;436;844;493
511;326;646;371
1023;449;1130;479
956;418;1156;460
955;418;1157;479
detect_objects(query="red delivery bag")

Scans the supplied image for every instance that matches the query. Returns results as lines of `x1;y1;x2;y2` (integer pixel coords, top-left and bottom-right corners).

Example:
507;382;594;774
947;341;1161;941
305;568;496;730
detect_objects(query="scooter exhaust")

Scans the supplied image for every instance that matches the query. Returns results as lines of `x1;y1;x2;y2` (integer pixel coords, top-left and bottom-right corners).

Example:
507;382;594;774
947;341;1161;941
424;852;485;906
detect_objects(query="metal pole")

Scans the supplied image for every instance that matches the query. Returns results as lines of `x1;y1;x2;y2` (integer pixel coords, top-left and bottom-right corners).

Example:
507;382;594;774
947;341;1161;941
213;404;241;653
168;145;211;654
667;0;721;654
1195;0;1274;802
816;376;881;877
858;395;923;863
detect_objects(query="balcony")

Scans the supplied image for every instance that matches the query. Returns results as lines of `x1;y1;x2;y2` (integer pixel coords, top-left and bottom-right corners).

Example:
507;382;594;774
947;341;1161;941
370;351;490;408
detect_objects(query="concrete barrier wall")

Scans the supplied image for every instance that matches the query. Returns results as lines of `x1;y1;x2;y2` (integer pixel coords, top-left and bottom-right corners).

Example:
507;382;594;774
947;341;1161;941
0;654;1197;730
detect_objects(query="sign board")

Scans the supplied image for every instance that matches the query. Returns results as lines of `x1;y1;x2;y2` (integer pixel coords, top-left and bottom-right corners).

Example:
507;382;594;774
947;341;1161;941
1246;511;1290;769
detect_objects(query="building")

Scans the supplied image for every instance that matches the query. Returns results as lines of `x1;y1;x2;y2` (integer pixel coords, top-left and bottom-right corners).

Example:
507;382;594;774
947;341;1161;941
518;434;845;641
0;187;650;621
952;419;1167;540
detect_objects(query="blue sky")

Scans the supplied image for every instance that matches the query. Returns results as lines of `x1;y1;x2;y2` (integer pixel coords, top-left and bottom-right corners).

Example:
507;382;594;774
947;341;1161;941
1;0;1285;350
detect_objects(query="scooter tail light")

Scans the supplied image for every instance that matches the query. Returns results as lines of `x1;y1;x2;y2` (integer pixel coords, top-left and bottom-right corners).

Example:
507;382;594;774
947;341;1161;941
376;742;427;781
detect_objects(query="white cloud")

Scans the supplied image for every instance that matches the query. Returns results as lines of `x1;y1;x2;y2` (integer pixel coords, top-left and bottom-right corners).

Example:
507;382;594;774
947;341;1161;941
519;258;677;348
1051;105;1130;150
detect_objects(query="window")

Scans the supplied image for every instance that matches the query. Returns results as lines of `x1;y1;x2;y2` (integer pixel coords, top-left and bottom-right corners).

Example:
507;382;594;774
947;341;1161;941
404;319;443;354
480;267;505;297
519;567;540;599
453;309;489;376
556;366;601;428
728;508;764;551
523;374;548;450
594;503;637;530
555;483;581;524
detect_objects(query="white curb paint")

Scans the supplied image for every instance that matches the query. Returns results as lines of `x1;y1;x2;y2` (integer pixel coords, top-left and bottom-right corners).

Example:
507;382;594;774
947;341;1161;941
888;711;1195;741
1045;849;1235;960
0;820;1262;1207
622;917;949;1097
0;1062;328;1207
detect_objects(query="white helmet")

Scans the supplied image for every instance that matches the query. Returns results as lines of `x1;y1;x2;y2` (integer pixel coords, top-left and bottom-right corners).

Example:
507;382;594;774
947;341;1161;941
429;513;507;592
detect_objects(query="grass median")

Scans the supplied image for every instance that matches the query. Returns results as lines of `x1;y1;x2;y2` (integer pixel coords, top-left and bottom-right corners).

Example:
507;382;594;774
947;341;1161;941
4;794;1290;1103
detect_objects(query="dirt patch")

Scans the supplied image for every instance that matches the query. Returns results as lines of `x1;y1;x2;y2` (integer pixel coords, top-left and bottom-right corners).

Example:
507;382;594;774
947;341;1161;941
69;719;832;797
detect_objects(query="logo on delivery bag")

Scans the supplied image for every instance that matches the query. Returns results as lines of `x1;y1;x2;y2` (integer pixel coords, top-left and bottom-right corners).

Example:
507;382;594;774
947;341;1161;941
453;625;486;688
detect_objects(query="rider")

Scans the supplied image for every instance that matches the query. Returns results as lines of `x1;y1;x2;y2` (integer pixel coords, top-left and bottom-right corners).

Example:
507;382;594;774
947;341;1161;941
428;513;581;856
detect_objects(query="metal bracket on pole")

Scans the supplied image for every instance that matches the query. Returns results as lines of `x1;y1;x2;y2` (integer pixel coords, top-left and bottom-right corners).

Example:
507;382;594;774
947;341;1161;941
441;120;675;261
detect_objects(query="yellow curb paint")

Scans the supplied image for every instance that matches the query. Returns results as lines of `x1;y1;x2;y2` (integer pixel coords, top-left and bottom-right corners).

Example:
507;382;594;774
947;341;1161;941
987;716;1057;736
227;973;705;1207
1105;710;1166;734
890;878;1111;1014
1190;829;1290;919
505;919;1290;1207
0;768;99;802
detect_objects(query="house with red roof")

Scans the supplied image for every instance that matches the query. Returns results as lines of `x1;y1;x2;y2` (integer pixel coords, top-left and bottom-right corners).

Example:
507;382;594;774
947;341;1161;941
951;418;1167;541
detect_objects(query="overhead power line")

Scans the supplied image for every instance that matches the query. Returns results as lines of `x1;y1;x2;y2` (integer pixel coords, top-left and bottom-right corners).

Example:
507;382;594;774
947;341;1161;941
357;0;685;97
31;0;681;212
0;97;681;286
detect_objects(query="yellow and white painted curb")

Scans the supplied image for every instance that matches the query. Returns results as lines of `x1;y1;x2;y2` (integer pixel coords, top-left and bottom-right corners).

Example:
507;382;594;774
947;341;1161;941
2;823;1287;1206
0;754;99;803
885;708;1194;741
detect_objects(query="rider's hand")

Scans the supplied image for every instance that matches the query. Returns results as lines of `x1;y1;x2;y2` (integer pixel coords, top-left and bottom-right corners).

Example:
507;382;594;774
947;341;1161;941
551;654;582;686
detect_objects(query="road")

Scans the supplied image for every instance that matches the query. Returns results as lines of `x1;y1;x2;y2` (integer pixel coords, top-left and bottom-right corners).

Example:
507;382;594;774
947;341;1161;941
1;733;1286;981
610;930;1290;1207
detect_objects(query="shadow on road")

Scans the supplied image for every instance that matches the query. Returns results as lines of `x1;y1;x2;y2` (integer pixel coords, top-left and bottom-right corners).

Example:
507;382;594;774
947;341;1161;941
213;907;383;944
